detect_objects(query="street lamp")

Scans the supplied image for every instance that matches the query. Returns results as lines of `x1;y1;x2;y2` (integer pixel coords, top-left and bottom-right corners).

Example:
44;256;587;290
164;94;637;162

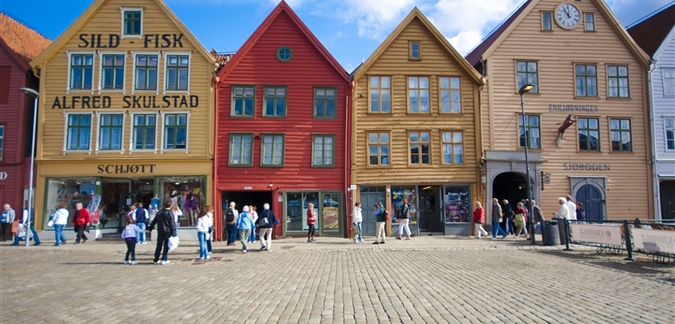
518;83;536;245
20;87;39;248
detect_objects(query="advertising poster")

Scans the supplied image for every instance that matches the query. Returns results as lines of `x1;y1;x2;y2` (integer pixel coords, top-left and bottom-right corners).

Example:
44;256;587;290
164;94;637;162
632;228;675;254
569;223;623;246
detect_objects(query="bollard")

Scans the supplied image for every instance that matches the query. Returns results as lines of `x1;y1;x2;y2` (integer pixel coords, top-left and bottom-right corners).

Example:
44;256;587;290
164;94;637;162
563;218;573;251
624;219;633;261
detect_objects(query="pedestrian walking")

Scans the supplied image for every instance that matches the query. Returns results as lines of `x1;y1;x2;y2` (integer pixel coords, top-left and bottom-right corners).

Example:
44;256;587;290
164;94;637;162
258;203;275;251
473;202;488;238
373;202;386;245
554;197;569;219
135;202;149;244
248;205;258;243
170;203;182;237
501;199;513;235
204;205;214;254
126;204;137;222
73;202;90;244
491;198;508;239
532;200;545;241
514;202;529;239
307;203;317;242
224;202;238;246
397;199;412;240
237;205;254;253
121;217;144;265
565;196;577;220
576;202;586;221
51;203;69;246
1;204;16;241
196;206;213;260
12;205;41;245
352;202;364;243
147;201;176;264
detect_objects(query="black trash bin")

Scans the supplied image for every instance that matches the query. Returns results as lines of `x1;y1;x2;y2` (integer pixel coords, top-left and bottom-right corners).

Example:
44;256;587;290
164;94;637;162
543;220;560;246
553;216;568;245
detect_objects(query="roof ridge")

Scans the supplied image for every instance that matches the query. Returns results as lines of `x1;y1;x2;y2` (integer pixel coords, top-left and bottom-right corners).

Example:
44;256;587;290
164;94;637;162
465;0;529;55
0;10;53;41
625;1;675;29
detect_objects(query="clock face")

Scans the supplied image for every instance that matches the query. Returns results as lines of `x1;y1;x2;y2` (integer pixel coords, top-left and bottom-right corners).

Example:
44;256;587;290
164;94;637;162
555;3;581;29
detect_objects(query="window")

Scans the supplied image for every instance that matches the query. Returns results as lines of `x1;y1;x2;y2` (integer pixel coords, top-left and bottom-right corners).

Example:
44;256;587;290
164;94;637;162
165;55;189;91
276;46;293;62
229;133;253;166
369;76;391;113
261;134;284;166
517;61;539;93
610;118;632;152
519;115;541;149
442;131;463;164
314;88;336;118
312;135;335;167
578;118;599;151
263;86;286;117
164;113;187;149
132;114;156;150
662;68;675;97
98;114;123;151
0;125;4;160
408;76;430;113
122;8;142;36
66;114;91;150
368;132;390;166
69;54;93;90
0;67;9;104
440;77;461;113
232;86;255;117
665;118;675;150
576;64;597;97
410;41;420;60
542;11;553;30
409;131;430;164
585;13;595;31
101;54;125;90
134;54;158;90
608;65;629;98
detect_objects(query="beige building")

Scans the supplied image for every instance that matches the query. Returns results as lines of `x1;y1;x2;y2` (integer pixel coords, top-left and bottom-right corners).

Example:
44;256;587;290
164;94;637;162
466;0;653;223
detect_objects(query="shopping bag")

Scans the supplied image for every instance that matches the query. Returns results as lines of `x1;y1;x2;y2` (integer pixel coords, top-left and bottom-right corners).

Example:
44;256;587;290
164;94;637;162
168;235;179;251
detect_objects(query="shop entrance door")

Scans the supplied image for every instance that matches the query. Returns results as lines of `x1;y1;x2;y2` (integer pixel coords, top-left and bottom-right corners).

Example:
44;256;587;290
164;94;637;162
419;186;444;233
360;188;385;236
660;181;675;220
222;191;274;219
576;184;604;221
100;178;133;231
320;192;341;237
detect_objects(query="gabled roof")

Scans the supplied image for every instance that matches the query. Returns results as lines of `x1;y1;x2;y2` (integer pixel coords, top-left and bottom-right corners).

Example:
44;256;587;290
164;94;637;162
352;7;483;85
465;0;651;67
627;2;675;58
30;0;215;69
217;1;348;81
0;12;51;65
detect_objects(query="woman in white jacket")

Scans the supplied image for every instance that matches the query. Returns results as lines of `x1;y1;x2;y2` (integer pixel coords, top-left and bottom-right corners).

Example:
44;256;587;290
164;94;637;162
554;197;569;219
195;206;213;260
352;202;364;243
51;203;70;246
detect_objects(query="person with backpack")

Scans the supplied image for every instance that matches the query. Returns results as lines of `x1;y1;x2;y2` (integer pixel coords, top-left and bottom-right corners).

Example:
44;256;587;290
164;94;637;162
224;202;238;246
121;217;144;264
135;202;149;244
1;204;16;242
236;205;254;253
373;202;387;245
306;202;317;242
257;203;275;251
147;201;176;264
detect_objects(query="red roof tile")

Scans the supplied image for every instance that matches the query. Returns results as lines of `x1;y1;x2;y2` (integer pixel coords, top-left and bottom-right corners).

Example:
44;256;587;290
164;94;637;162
210;48;233;68
627;2;675;57
0;12;51;64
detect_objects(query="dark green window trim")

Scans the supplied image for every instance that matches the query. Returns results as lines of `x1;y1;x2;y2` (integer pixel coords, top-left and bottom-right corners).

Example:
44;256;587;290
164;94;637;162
229;133;253;167
311;134;335;168
276;46;293;62
231;85;256;117
314;87;337;119
260;134;285;167
263;86;287;118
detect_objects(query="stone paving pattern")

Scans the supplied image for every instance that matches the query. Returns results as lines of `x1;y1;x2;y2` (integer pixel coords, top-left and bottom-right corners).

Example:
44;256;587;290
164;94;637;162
1;235;674;323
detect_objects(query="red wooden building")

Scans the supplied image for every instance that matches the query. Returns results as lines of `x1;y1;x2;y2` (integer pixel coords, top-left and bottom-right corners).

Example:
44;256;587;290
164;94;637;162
0;13;50;212
213;2;351;239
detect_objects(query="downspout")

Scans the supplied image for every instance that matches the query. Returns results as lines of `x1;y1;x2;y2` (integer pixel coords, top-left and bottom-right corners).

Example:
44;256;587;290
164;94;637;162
213;72;222;240
345;80;353;238
648;60;661;220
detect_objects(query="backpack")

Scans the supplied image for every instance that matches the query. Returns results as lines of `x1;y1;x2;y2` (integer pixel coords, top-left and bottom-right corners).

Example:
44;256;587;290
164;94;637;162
225;208;235;223
383;208;390;221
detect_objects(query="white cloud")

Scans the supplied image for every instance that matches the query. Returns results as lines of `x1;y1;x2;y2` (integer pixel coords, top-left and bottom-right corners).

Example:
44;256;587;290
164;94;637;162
337;0;421;39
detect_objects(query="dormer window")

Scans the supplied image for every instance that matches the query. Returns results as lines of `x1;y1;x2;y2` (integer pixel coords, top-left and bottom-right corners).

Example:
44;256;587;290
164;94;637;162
121;7;143;37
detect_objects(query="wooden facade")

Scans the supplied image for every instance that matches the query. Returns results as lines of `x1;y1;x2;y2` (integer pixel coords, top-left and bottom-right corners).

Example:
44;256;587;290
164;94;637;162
29;0;216;236
351;8;484;236
466;0;653;222
214;2;350;239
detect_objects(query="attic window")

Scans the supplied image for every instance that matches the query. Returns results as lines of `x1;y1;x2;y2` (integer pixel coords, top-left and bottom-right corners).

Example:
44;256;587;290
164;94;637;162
410;41;421;60
276;46;293;62
121;7;143;37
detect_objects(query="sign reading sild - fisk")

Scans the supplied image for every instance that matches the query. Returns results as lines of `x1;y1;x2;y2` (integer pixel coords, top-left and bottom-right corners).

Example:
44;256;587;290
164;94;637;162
78;33;184;48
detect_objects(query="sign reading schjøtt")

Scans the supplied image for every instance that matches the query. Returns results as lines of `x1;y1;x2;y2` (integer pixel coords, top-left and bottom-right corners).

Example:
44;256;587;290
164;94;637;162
631;228;675;254
569;223;623;246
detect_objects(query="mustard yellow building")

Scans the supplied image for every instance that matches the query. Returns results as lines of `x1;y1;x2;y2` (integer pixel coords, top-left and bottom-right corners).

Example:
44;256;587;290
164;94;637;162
30;0;217;235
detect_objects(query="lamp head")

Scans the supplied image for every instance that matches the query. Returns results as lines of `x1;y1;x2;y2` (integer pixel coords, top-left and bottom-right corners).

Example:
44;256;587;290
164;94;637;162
518;84;535;95
20;87;39;98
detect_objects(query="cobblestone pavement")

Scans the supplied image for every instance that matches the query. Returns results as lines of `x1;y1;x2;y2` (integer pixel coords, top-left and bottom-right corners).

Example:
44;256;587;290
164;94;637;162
1;235;674;324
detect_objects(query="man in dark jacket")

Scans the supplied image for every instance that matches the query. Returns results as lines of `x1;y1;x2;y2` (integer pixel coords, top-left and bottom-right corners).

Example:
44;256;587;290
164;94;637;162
258;203;276;251
147;201;176;264
501;199;514;235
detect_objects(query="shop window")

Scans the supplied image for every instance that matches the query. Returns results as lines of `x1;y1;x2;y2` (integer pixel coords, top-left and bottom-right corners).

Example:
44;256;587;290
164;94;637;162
261;134;284;166
157;177;205;227
122;8;142;36
663;68;675;97
369;76;391;113
440;76;461;113
132;114;156;150
408;76;430;113
285;192;318;232
575;64;598;97
542;11;553;30
101;54;125;90
229;133;253;166
608;65;629;98
163;113;187;150
519;114;541;149
409;41;421;60
516;61;539;93
45;178;98;228
165;54;189;91
69;54;94;90
585;13;595;31
666;118;675;150
314;87;337;118
442;131;463;164
98;114;124;151
232;86;255;117
409;131;430;165
312;134;335;167
610;118;632;152
368;132;390;166
443;185;471;223
134;54;158;91
263;86;286;117
0;125;4;160
578;117;600;151
391;187;417;224
66;114;92;151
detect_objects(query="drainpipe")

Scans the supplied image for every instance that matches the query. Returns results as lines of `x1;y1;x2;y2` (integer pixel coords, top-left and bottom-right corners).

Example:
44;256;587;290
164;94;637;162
213;73;222;240
648;61;661;220
345;80;353;238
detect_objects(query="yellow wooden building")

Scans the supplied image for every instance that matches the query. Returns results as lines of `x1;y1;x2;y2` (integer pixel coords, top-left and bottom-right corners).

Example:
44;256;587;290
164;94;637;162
466;0;653;223
29;0;217;236
351;8;485;236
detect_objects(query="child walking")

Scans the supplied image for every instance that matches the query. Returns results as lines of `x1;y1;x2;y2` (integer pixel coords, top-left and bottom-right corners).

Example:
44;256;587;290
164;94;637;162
121;218;144;264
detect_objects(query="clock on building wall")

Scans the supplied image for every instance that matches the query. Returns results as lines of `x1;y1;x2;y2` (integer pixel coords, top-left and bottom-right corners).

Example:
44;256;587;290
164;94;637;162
555;3;581;29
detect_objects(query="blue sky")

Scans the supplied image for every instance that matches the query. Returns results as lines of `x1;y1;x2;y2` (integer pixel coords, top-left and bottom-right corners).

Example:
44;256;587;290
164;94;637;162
1;0;672;72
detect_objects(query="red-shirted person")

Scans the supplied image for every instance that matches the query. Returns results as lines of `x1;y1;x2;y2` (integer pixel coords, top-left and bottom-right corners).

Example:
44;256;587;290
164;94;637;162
473;202;489;238
73;202;91;243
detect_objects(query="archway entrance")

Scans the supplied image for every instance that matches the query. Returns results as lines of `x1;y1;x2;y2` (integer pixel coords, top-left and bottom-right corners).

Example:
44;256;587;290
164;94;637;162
576;184;604;220
492;172;529;210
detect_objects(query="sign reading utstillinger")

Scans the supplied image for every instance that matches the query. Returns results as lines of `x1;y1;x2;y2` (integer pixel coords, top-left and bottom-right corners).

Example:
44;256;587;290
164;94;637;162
569;223;623;246
632;228;675;254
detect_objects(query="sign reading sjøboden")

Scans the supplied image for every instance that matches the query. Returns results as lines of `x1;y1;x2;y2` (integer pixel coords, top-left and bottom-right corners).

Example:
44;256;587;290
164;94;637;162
632;228;675;254
569;223;623;246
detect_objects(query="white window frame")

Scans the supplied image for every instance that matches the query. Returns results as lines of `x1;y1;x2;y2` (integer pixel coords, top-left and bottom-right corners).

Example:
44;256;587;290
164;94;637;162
131;51;160;95
159;110;190;154
95;111;126;155
662;67;675;97
66;51;96;94
120;7;143;39
129;111;159;154
584;13;596;31
98;51;127;93
62;111;94;155
163;51;192;94
665;116;675;152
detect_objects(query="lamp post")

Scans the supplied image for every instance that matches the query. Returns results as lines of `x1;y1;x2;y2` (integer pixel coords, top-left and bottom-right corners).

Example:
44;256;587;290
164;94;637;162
518;84;536;245
20;87;39;248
